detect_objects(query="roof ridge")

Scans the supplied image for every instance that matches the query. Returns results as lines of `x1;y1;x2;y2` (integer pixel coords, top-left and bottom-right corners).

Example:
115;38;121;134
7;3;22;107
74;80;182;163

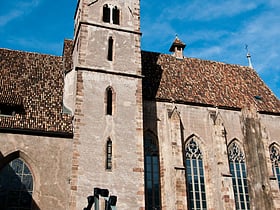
0;48;62;58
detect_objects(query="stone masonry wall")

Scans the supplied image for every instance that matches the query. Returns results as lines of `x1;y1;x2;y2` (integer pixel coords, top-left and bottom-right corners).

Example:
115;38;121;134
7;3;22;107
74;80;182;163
143;101;280;209
0;133;72;210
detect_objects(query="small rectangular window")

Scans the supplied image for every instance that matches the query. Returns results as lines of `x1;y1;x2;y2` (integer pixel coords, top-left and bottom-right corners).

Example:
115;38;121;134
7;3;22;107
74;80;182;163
106;139;112;170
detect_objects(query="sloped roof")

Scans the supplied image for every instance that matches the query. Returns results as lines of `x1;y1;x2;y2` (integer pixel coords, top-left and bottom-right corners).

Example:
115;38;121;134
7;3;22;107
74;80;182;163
142;51;280;114
0;47;73;136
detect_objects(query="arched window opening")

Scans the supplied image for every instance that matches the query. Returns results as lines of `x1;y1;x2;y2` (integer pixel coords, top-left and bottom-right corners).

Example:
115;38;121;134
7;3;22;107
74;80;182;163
112;6;120;25
144;133;161;210
270;144;280;188
106;138;112;170
0;158;33;209
107;37;114;61
185;137;207;210
106;87;113;115
228;142;250;210
103;4;110;23
103;4;120;25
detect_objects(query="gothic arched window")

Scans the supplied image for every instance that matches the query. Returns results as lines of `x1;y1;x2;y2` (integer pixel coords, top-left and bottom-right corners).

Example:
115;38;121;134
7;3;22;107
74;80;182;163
112;6;120;25
270;144;280;188
185;137;207;210
103;4;110;23
144;133;161;210
103;4;120;25
228;142;250;210
0;158;33;209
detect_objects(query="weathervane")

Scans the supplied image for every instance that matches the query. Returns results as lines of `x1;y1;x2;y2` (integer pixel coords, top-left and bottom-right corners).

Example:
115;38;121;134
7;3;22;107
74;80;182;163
245;44;253;68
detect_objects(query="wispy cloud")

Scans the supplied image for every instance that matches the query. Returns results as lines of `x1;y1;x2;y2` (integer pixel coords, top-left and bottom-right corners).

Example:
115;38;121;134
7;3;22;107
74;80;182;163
141;0;280;97
161;1;261;21
0;0;41;27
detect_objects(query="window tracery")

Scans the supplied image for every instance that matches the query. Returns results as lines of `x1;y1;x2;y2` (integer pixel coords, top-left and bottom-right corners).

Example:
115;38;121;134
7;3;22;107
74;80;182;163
0;158;33;209
185;137;207;210
270;144;280;188
228;142;250;210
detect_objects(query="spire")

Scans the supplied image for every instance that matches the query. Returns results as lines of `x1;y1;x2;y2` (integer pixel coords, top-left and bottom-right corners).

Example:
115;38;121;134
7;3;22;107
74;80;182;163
169;35;186;59
245;45;253;68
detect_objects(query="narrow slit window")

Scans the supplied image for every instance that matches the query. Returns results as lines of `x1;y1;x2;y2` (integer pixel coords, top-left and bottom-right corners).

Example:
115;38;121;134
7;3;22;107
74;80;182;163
103;4;110;23
106;138;112;170
112;6;120;25
106;88;113;115
108;37;114;61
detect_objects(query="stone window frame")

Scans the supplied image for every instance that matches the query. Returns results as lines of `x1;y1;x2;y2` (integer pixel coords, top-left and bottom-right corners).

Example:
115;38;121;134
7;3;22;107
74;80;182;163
269;143;280;188
184;135;207;210
228;140;250;210
144;130;161;210
102;4;120;25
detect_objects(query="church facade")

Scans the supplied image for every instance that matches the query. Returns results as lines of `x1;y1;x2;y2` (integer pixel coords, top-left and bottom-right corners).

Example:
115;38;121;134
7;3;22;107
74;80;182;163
0;0;280;210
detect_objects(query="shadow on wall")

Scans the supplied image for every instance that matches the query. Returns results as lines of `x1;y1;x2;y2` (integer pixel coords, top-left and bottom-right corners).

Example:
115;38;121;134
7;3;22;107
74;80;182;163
142;51;163;210
0;151;40;210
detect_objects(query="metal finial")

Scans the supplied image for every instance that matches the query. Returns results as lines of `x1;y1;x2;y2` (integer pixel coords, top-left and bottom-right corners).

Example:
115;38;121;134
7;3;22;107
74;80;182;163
245;44;253;68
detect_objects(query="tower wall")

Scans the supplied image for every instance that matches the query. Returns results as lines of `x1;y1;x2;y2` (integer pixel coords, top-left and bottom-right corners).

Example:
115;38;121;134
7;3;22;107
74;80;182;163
69;0;144;209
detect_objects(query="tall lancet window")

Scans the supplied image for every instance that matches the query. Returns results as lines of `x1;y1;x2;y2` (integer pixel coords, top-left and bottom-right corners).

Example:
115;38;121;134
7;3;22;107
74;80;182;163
103;4;110;23
106;138;112;170
107;36;114;61
270;144;280;188
185;137;207;210
105;87;113;115
0;158;33;209
228;142;250;210
144;133;161;210
112;6;120;25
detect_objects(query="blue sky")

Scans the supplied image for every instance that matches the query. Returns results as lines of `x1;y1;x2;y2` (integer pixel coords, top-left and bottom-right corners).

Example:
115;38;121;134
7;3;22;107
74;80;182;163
1;0;279;98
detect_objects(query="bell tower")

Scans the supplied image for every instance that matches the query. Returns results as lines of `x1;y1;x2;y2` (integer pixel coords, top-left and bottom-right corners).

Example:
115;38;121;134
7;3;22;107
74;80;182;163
72;0;141;75
65;0;144;209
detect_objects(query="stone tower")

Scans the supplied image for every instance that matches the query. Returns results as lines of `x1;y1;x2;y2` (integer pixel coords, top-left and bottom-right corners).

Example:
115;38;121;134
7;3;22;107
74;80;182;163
63;0;144;209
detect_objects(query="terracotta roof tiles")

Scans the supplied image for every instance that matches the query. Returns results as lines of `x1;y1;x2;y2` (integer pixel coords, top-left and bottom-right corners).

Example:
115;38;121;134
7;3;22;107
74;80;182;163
142;51;280;113
0;48;73;136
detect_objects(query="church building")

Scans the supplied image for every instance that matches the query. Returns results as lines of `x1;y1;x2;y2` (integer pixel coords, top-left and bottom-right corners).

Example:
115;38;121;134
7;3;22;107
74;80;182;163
0;0;280;209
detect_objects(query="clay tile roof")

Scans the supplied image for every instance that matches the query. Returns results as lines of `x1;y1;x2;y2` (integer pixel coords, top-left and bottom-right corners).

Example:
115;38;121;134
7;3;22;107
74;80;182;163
142;51;280;114
0;48;73;136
